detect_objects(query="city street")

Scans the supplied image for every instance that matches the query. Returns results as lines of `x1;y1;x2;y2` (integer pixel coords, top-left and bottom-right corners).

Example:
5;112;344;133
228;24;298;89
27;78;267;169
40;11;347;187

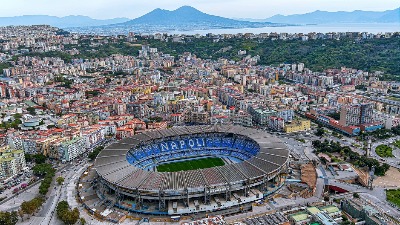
371;138;400;169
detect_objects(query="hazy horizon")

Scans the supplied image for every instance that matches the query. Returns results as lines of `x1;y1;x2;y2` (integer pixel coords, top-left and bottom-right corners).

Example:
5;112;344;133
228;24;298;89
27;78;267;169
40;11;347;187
0;0;398;20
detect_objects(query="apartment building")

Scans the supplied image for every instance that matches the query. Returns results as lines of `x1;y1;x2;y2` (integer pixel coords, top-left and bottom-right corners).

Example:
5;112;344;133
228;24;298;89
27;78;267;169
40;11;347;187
57;137;86;162
339;103;374;126
284;119;311;133
0;146;26;181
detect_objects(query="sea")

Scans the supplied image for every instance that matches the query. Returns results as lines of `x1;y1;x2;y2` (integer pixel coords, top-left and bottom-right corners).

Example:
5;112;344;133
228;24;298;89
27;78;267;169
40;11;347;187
167;23;400;35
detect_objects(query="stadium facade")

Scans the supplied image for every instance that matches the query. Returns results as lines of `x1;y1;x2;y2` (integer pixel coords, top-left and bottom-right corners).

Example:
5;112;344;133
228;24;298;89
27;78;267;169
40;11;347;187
94;125;289;215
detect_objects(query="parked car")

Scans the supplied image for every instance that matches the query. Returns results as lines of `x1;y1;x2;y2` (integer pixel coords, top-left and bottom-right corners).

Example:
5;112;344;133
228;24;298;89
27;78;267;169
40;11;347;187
12;187;19;194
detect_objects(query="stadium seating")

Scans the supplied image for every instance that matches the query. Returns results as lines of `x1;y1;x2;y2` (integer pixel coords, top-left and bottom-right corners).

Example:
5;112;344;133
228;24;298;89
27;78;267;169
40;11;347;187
126;134;260;170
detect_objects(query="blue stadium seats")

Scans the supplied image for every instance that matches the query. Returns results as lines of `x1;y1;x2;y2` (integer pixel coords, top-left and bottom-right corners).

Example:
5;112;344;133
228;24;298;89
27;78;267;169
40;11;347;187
126;135;260;169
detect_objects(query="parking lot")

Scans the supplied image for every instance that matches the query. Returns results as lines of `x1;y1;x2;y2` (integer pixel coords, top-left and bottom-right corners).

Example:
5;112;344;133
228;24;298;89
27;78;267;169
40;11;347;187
0;170;35;200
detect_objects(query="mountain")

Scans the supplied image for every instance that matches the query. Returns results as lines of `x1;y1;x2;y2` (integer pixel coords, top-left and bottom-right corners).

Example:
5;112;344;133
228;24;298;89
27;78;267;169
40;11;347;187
264;8;400;24
0;15;130;28
118;6;273;28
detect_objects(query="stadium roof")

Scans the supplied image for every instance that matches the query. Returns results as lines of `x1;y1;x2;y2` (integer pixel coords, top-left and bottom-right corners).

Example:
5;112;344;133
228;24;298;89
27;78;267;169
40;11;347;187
95;125;289;191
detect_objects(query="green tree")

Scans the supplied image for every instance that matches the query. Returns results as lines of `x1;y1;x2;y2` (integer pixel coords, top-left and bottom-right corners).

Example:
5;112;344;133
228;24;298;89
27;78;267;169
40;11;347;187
88;146;104;161
56;201;69;215
355;85;366;91
32;164;55;196
80;217;86;225
327;112;340;120
20;201;34;215
26;107;36;115
57;201;80;225
312;139;390;176
24;154;33;162
0;211;18;225
63;208;80;225
33;154;46;164
56;176;65;185
32;163;54;176
20;197;44;216
353;192;360;198
148;116;163;122
315;127;325;136
13;114;22;119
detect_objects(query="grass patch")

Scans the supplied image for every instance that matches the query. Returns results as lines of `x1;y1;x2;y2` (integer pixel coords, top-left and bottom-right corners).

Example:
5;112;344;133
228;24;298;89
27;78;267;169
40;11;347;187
387;189;400;208
376;144;394;158
157;157;225;172
296;138;306;143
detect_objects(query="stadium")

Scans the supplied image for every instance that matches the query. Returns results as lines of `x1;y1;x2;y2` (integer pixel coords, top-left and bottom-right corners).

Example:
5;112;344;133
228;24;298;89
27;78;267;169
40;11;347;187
94;125;289;215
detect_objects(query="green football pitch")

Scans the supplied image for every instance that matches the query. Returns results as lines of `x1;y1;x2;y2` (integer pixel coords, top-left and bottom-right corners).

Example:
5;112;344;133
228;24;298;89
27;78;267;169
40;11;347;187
157;157;225;172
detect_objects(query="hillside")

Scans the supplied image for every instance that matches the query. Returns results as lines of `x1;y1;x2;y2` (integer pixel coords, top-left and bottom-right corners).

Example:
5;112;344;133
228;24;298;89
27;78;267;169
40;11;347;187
265;8;400;24
0;15;130;28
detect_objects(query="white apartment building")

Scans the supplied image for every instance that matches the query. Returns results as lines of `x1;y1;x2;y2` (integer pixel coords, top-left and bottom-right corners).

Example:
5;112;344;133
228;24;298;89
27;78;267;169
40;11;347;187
58;138;86;162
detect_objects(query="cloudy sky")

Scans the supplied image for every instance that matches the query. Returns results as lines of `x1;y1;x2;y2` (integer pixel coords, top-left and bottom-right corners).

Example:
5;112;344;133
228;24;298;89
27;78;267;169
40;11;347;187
2;0;398;19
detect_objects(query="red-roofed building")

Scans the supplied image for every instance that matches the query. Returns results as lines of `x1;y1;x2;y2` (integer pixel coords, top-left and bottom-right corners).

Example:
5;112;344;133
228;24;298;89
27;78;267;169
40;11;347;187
170;113;184;125
116;127;134;140
268;116;285;131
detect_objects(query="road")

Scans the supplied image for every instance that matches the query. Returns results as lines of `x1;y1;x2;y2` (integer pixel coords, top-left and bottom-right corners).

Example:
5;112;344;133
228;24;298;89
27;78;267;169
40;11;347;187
282;130;400;221
21;139;117;225
9;133;400;225
371;138;400;169
44;160;89;225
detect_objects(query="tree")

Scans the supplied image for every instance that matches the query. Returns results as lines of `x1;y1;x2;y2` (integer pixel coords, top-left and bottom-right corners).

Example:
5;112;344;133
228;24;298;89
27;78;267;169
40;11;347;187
56;176;65;185
24;154;33;162
57;201;80;225
88;146;104;161
105;78;112;83
63;208;80;225
355;85;366;91
20;201;35;216
33;154;46;164
26;107;36;116
80;217;86;225
327;112;340;120
353;192;360;198
13;114;22;119
315;127;325;136
32;163;54;176
32;164;55;196
18;210;24;222
21;197;44;216
0;211;18;225
148;116;163;122
56;201;69;216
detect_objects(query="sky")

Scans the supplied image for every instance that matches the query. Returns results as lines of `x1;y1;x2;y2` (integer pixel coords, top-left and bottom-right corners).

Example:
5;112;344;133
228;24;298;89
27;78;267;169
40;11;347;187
1;0;398;19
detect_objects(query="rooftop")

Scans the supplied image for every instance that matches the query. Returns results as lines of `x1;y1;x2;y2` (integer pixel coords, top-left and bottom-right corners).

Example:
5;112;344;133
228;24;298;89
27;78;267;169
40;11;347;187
320;205;340;214
290;212;309;222
307;206;321;215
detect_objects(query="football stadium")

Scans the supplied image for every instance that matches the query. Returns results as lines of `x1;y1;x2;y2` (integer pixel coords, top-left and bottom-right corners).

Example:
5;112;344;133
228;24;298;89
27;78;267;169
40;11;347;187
94;125;289;215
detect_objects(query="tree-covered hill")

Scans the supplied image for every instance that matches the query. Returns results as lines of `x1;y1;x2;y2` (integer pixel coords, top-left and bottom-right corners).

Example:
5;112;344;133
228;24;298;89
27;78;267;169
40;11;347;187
13;35;400;79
